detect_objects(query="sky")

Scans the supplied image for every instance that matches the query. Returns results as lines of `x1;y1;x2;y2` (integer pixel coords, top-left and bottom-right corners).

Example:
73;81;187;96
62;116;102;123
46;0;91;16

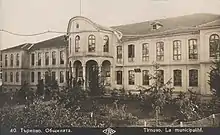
0;0;220;49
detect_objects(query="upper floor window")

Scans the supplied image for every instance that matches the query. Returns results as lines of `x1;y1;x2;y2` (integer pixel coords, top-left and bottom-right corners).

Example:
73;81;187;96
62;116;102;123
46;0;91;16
76;23;79;29
52;51;56;65
60;51;64;65
5;54;7;67
189;69;198;87
16;53;19;66
142;43;149;61
0;54;2;61
31;53;35;66
116;71;122;85
128;44;135;62
37;52;41;66
156;42;164;61
117;46;122;63
189;39;198;59
45;52;49;66
173;70;182;86
4;72;7;82
142;70;149;85
103;35;109;52
157;70;164;84
210;34;220;58
75;35;80;52
128;70;135;85
173;40;181;60
60;71;64;83
16;72;19;82
10;54;13;67
88;35;96;52
10;72;13;82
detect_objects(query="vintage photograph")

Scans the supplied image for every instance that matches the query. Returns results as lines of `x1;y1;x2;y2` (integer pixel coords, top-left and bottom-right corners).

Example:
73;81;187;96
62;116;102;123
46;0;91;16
0;0;220;131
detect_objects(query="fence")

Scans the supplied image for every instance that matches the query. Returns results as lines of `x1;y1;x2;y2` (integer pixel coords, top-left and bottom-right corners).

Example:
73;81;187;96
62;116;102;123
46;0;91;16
133;113;220;127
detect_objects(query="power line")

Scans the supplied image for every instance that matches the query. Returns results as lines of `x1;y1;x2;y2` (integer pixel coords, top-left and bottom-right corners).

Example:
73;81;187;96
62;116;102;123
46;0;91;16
0;29;67;36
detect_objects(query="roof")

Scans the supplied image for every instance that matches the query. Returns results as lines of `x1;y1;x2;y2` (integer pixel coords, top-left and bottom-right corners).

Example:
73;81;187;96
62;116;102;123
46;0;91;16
111;13;220;41
1;43;33;52
29;35;68;50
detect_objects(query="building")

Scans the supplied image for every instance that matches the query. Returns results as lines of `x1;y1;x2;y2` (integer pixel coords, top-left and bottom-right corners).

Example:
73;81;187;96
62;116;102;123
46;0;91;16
1;35;68;92
0;50;2;87
67;13;220;95
1;13;220;95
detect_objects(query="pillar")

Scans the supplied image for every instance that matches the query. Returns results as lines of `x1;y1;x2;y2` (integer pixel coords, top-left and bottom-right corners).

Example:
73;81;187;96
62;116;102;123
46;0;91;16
82;64;86;90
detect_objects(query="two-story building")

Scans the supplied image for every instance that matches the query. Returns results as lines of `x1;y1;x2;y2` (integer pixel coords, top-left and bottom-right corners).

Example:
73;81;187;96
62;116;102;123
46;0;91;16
67;13;220;95
1;35;68;92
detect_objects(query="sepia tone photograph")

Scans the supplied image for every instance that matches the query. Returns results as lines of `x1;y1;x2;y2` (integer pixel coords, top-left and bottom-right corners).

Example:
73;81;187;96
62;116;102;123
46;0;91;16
0;0;220;133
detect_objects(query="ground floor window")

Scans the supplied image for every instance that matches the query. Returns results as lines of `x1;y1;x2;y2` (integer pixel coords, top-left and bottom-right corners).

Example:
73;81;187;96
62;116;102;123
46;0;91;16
189;69;198;87
173;70;182;86
142;70;149;85
116;71;122;85
128;70;135;85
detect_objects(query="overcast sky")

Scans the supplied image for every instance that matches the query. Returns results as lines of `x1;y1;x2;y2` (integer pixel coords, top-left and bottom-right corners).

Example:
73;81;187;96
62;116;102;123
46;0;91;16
0;0;220;49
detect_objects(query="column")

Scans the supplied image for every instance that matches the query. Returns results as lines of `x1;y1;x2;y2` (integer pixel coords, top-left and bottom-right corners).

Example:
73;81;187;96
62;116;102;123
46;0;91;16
98;65;102;85
82;64;86;90
110;66;114;87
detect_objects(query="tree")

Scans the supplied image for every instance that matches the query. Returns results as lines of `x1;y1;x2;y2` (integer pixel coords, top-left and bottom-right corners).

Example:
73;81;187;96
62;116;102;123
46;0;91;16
16;81;30;104
139;63;174;126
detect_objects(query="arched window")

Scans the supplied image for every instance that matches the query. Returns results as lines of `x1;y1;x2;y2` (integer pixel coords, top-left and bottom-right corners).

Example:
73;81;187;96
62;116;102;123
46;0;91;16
75;35;80;52
5;54;8;67
210;34;220;58
188;39;198;59
173;70;182;86
16;72;19;82
103;35;109;52
173;40;181;60
10;54;13;67
16;53;20;66
10;72;13;82
156;42;164;61
88;35;96;52
189;69;198;87
52;51;56;65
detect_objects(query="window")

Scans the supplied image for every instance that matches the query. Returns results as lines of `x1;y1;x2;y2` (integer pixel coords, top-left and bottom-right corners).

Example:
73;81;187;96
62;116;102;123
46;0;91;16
45;52;49;66
45;71;49;84
173;70;182;86
189;39;198;59
31;53;35;66
173;40;181;60
157;70;164;84
31;72;35;83
37;52;41;66
128;70;135;85
52;71;56;81
153;25;157;30
128;44;135;62
116;71;122;85
75;35;80;52
16;72;19;82
10;54;13;67
76;23;79;28
156;42;164;61
103;35;109;52
38;72;41;81
16;53;19;66
10;72;13;82
4;72;7;82
5;54;7;67
88;35;96;52
0;54;2;61
117;46;122;63
210;34;220;58
142;43;149;61
0;72;2;80
143;70;149;85
52;51;56;65
60;71;64;83
60;51;64;65
66;71;69;81
189;69;198;87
